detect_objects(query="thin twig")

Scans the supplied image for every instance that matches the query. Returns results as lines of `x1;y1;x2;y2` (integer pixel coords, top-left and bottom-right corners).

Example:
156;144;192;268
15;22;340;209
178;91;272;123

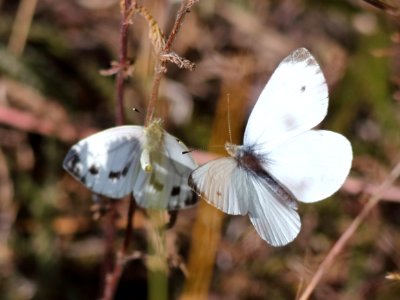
115;0;134;125
145;0;195;125
102;196;136;300
163;0;195;51
298;160;400;300
101;1;136;299
101;201;118;299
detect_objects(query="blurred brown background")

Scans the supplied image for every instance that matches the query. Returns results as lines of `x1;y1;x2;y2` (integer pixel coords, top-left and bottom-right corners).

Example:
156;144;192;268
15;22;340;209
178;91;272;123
1;0;400;299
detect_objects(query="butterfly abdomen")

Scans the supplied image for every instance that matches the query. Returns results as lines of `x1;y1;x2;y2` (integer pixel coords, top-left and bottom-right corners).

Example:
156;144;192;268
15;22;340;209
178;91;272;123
235;148;265;174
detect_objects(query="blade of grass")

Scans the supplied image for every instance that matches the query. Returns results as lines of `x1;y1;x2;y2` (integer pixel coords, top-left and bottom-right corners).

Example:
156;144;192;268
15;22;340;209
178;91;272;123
147;210;169;300
180;65;251;299
8;0;38;56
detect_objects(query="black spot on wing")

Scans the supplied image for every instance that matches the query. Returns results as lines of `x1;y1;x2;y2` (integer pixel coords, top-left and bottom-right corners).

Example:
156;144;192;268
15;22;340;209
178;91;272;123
89;164;99;175
301;85;306;92
109;171;121;180
107;162;131;181
121;163;130;176
185;192;198;206
171;186;180;196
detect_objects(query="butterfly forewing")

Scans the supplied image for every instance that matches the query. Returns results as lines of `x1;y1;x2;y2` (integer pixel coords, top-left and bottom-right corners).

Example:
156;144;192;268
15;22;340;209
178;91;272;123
244;48;328;153
248;175;301;246
63;126;143;199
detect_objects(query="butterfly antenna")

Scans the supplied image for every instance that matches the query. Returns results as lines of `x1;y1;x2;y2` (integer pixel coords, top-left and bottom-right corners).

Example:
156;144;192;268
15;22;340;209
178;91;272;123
132;107;144;115
182;144;227;155
227;93;233;143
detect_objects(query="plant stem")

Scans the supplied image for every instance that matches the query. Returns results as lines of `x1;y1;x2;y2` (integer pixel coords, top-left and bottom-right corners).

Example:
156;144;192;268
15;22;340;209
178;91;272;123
8;0;37;56
147;210;168;300
180;77;250;300
102;1;136;299
145;0;194;126
115;0;133;126
102;196;136;300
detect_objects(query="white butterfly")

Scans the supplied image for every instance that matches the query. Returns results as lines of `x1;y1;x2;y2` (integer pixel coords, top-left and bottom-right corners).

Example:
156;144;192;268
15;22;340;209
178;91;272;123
63;119;198;210
189;48;353;246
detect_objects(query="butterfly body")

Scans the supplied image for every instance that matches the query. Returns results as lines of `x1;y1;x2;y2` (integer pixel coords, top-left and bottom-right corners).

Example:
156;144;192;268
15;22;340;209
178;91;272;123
64;120;198;210
226;143;265;173
189;48;353;246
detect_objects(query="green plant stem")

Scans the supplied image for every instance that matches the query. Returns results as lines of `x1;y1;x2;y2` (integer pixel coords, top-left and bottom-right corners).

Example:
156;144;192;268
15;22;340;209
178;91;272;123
147;210;168;300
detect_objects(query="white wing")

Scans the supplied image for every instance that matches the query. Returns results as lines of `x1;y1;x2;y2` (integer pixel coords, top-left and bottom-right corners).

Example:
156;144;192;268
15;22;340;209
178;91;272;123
63;125;198;209
189;158;250;215
248;177;301;247
134;132;198;210
189;157;300;246
244;48;328;153
63;126;143;199
265;130;353;203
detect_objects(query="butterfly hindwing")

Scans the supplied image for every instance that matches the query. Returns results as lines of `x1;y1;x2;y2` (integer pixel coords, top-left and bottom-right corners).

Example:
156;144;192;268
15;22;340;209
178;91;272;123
248;174;301;246
264;130;353;203
134;132;198;210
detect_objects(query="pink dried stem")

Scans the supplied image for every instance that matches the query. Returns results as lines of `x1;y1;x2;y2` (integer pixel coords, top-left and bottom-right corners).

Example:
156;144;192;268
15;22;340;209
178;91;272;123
298;159;400;300
145;0;197;125
115;0;133;126
102;196;136;300
101;1;137;299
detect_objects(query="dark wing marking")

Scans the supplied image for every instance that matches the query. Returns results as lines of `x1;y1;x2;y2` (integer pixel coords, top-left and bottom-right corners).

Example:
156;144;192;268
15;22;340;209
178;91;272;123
63;126;144;199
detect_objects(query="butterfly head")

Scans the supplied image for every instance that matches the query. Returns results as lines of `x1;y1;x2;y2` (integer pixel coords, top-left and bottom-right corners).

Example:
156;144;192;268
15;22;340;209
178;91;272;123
225;142;239;157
